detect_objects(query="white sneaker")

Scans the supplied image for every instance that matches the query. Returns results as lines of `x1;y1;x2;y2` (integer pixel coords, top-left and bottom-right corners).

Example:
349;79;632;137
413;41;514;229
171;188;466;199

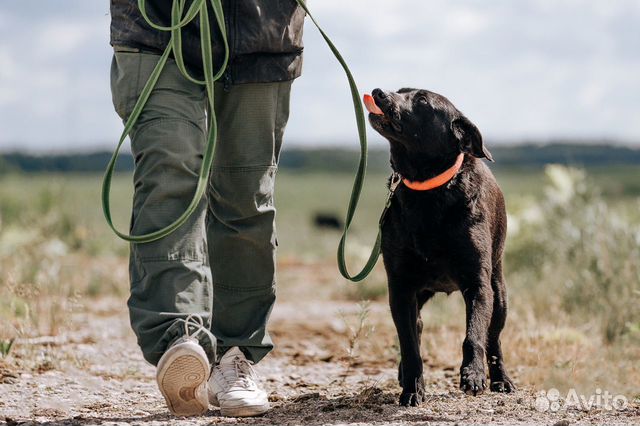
156;315;215;417
208;347;270;417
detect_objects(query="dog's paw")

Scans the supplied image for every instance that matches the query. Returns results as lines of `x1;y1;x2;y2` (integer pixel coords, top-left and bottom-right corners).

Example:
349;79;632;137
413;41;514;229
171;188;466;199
460;366;487;396
490;376;516;393
399;391;424;407
399;376;425;407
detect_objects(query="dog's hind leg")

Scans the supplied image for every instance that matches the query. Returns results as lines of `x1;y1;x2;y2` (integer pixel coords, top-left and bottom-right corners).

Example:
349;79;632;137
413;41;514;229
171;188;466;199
486;261;516;392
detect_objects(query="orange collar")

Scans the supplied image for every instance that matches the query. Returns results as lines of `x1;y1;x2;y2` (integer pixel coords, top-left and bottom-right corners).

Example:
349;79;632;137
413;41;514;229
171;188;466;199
402;153;464;191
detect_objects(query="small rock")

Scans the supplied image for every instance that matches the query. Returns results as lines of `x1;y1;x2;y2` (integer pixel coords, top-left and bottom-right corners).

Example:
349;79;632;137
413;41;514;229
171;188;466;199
293;392;320;402
319;353;333;362
268;394;285;402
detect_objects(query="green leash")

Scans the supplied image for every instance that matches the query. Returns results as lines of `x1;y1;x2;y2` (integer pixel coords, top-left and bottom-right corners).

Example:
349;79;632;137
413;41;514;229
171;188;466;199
102;0;390;281
293;0;391;281
102;0;227;243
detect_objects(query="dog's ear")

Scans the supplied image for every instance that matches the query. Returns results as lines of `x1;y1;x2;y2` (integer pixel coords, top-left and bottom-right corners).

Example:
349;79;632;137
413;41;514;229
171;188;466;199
451;116;493;161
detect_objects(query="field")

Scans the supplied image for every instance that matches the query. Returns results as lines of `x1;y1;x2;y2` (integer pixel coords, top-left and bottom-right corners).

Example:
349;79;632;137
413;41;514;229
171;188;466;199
0;164;639;425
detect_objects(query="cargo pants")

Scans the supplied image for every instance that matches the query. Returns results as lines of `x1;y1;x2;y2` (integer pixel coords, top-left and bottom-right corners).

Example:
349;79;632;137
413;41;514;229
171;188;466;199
110;51;291;366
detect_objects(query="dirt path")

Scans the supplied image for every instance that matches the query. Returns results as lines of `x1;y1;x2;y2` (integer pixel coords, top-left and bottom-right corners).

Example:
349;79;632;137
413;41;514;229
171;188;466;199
1;295;639;426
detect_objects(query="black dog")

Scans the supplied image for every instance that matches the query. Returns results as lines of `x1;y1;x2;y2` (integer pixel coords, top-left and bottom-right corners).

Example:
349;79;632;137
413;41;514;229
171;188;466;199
366;88;515;406
313;212;344;230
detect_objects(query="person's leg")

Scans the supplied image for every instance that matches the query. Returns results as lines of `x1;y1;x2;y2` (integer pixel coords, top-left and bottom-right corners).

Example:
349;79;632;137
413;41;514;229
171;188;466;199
206;81;292;363
110;51;214;365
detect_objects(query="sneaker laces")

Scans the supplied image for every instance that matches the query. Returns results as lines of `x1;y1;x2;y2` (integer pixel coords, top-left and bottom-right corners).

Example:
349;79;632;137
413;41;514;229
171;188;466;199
218;354;258;390
176;314;217;356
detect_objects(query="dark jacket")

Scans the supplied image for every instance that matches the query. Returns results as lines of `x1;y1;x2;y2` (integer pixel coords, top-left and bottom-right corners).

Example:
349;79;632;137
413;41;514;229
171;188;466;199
110;0;305;85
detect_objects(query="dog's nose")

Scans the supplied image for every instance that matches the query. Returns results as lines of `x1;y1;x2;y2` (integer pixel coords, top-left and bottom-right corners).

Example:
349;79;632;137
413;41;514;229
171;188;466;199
372;88;387;100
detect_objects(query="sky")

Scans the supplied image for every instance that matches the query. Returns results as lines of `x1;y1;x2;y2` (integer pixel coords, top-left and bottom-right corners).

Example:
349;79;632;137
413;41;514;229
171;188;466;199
0;0;639;152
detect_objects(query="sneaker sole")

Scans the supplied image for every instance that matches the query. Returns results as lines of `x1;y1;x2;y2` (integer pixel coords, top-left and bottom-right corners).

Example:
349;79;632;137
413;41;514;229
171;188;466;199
157;344;209;416
219;402;270;417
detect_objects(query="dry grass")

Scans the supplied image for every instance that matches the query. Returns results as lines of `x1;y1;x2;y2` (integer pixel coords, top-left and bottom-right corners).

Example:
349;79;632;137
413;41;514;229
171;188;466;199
0;167;639;416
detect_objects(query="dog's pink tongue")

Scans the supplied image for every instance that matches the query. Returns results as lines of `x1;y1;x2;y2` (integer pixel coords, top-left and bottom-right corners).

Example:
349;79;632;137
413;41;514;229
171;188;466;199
363;94;384;115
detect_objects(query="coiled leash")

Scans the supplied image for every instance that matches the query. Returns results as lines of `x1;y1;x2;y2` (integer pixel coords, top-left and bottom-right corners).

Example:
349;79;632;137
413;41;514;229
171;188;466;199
102;0;391;281
102;0;228;243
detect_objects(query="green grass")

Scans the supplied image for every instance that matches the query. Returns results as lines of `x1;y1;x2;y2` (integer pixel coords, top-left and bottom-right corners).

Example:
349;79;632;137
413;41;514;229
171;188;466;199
275;171;389;259
0;166;638;339
275;165;640;258
0;338;14;357
0;166;636;259
0;173;133;256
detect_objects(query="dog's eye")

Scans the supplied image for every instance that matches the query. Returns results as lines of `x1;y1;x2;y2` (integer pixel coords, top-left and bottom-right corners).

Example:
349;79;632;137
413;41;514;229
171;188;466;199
417;96;429;105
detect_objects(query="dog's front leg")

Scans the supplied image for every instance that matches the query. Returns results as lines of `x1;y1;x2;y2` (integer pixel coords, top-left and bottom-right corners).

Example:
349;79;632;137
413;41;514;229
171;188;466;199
389;285;425;406
460;279;493;396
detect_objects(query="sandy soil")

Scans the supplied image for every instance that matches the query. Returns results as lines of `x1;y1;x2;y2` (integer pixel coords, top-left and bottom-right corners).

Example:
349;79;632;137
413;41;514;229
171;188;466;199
1;283;639;425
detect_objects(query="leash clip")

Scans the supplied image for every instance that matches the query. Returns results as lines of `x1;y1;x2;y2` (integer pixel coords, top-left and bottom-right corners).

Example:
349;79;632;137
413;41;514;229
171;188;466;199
382;172;402;213
389;172;402;194
379;173;401;226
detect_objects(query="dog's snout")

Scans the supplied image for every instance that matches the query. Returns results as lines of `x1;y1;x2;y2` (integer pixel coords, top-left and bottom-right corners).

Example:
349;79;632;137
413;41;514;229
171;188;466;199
372;88;387;100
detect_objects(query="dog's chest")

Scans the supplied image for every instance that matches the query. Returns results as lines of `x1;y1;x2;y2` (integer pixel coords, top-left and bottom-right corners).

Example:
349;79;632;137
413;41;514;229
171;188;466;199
405;210;453;257
401;199;464;293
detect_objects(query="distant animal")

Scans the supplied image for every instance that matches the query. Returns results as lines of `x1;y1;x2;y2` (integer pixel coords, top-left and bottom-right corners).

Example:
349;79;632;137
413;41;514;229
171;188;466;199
313;213;343;230
365;88;515;406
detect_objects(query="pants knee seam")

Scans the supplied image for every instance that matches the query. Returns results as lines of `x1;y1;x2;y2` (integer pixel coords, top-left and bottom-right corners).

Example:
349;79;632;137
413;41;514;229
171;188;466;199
210;165;277;173
134;117;205;136
213;281;275;293
134;255;206;263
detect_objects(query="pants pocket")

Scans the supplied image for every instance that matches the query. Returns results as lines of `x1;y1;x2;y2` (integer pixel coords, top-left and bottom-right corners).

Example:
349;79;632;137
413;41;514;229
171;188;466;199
110;52;143;121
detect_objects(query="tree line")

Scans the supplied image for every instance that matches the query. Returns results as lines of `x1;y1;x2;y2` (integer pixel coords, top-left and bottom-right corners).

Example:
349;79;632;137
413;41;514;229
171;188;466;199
1;143;639;174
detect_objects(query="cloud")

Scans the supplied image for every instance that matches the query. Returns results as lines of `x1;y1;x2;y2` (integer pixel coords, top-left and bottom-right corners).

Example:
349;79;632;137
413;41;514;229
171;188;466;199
287;0;640;144
445;7;491;37
36;20;105;58
0;1;117;150
0;0;639;151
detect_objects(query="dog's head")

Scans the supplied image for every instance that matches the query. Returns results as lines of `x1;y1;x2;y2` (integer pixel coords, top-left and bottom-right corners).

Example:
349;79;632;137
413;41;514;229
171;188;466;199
367;88;492;179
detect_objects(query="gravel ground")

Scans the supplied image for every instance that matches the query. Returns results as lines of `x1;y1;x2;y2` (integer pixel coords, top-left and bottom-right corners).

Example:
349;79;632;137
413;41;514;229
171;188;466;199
1;298;638;426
